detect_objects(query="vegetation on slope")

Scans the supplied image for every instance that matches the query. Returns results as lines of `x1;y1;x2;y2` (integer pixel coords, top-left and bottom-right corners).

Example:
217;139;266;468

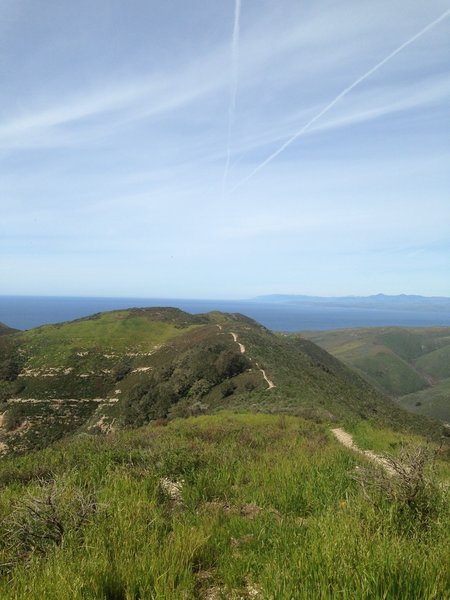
397;379;450;423
0;323;18;337
302;327;450;422
0;414;448;599
0;310;444;455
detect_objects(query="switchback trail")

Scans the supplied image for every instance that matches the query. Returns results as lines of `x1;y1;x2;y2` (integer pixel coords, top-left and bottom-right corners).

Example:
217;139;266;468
230;332;245;354
331;427;395;475
229;331;275;390
256;364;275;390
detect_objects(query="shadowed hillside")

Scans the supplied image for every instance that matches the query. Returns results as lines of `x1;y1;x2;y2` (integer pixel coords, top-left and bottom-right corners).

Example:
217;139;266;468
0;322;18;336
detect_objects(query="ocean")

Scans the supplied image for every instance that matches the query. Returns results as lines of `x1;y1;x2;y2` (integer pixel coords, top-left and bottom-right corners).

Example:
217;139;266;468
1;295;450;332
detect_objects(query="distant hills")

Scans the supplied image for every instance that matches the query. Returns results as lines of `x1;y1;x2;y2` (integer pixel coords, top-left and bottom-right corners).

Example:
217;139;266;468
0;307;441;454
302;327;450;423
254;293;450;312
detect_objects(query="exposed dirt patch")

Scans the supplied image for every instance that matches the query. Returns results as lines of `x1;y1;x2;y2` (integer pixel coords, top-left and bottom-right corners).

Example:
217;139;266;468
92;415;116;434
160;477;184;504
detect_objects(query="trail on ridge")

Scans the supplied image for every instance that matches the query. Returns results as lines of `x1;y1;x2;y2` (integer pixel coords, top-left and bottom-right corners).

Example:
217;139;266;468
230;331;245;354
331;428;395;474
229;331;275;390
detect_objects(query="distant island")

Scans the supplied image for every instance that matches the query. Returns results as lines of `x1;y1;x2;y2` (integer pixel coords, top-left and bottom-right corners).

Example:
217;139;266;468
253;293;450;312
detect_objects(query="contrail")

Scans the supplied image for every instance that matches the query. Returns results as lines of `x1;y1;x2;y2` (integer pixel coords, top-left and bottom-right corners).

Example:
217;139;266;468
231;8;450;192
222;0;241;195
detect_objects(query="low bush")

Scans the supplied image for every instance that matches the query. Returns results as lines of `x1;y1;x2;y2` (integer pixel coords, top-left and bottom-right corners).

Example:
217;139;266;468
352;443;444;532
1;477;97;570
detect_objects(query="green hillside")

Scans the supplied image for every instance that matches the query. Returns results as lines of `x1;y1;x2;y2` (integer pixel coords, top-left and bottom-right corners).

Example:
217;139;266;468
302;327;450;423
0;322;18;336
397;378;450;422
0;413;448;599
0;309;442;455
415;344;450;380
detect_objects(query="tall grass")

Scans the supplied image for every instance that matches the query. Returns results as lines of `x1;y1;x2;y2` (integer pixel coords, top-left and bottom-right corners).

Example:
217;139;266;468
0;414;448;599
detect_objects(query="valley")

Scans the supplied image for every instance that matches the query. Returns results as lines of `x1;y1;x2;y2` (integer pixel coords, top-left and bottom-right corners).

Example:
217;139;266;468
302;327;450;423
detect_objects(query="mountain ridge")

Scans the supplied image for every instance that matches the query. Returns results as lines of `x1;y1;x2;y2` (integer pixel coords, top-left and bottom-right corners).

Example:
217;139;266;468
0;307;444;455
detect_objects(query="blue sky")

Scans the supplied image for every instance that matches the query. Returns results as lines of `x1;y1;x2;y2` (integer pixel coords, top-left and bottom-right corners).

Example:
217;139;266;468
1;0;449;298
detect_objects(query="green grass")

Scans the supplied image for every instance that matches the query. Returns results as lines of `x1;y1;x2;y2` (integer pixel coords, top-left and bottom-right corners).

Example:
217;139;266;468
21;310;203;368
346;420;428;454
351;349;428;396
415;345;450;380
346;420;450;480
0;413;448;599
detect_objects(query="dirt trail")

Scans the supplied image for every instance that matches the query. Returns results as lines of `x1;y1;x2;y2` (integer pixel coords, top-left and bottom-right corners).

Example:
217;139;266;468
230;332;246;354
331;428;395;474
229;332;275;390
256;364;275;389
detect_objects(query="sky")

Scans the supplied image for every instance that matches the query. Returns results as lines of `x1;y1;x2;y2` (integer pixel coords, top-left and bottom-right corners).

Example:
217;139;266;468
1;0;449;299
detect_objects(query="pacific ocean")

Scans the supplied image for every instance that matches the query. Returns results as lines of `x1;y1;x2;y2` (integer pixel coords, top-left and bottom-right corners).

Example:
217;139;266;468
1;295;450;332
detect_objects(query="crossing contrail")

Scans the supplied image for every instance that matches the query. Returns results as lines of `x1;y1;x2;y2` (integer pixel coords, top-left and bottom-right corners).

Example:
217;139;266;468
222;0;241;195
231;8;450;193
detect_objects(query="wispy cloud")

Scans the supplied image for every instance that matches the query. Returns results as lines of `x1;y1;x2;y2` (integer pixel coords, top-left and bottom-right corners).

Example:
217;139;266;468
1;0;449;297
222;0;241;195
231;7;450;191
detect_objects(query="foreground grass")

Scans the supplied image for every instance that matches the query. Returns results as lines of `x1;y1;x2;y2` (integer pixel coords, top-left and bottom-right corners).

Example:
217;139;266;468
0;414;448;599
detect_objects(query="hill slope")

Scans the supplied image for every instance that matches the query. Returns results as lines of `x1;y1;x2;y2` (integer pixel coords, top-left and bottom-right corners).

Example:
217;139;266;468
302;327;450;422
0;309;442;454
0;322;18;336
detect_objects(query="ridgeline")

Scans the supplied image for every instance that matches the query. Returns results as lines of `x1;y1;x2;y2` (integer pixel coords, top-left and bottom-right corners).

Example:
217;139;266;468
0;308;444;455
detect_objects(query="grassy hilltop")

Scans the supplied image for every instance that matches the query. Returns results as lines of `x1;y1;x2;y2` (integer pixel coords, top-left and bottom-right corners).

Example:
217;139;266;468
0;308;442;454
302;327;450;423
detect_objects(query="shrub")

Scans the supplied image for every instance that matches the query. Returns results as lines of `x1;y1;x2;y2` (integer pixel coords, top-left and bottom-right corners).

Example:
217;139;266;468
352;444;445;532
220;381;236;398
3;404;29;432
112;360;131;382
187;378;212;399
0;358;20;381
1;477;97;569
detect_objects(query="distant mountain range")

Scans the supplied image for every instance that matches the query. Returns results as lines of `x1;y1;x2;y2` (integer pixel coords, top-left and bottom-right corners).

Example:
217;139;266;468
253;294;450;312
